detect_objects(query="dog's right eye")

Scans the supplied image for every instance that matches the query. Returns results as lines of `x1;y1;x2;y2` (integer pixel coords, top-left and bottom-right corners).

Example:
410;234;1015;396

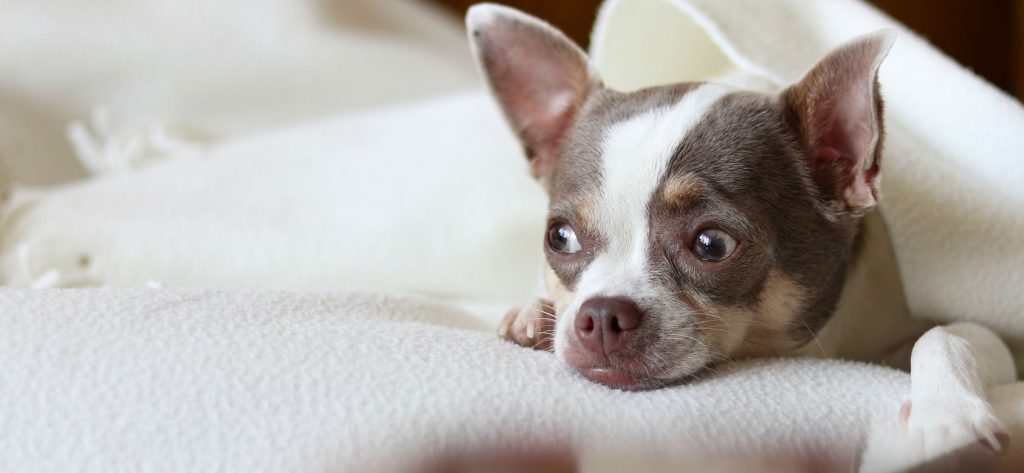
547;223;582;254
692;228;737;262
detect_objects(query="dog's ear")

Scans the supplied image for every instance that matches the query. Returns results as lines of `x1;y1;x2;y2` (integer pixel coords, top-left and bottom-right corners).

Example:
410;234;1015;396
467;4;596;183
784;30;895;214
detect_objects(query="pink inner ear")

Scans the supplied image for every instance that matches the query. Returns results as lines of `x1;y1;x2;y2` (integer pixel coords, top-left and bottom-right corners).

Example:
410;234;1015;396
817;81;873;161
813;80;877;207
795;32;894;210
472;9;591;180
502;58;585;166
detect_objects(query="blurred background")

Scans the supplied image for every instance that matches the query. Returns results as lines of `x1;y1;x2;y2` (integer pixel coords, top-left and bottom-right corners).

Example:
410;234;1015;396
434;0;1024;103
4;0;1022;188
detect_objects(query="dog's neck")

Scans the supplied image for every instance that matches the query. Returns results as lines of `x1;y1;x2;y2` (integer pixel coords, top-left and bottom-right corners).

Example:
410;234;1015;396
794;211;931;367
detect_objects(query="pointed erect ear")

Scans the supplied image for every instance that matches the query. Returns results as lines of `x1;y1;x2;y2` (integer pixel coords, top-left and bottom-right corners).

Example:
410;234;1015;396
784;30;896;214
467;4;596;182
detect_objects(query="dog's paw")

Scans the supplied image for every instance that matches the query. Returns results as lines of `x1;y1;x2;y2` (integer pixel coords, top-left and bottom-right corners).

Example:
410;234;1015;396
901;396;1009;461
498;298;556;351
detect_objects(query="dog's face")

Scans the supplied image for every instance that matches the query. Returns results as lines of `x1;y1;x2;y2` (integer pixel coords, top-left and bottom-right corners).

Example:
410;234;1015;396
469;5;893;389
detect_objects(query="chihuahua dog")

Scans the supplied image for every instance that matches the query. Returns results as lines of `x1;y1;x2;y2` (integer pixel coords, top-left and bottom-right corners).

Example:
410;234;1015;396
467;3;1017;464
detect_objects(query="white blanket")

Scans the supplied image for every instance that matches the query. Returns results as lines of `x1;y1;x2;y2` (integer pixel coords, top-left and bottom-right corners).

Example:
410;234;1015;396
4;289;1024;472
0;92;546;313
0;287;987;472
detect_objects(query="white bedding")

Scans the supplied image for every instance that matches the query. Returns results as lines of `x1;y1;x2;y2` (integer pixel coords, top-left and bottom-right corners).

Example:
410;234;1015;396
0;92;546;314
0;288;953;472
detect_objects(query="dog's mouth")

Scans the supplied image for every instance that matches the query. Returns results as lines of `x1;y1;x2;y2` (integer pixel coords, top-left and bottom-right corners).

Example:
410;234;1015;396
560;307;713;391
575;365;669;391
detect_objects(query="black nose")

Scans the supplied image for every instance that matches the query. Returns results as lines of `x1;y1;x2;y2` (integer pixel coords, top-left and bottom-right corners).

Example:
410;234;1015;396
574;297;644;355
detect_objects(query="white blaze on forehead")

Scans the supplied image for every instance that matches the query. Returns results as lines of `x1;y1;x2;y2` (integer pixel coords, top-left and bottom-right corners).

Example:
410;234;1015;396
554;83;733;356
591;83;733;289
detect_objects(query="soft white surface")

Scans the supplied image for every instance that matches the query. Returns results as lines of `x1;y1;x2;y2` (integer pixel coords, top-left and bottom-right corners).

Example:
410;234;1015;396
0;287;910;472
5;289;1024;472
0;92;547;312
0;0;476;184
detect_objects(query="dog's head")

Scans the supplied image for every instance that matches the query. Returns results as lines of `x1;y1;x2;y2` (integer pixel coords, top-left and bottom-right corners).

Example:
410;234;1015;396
468;4;894;390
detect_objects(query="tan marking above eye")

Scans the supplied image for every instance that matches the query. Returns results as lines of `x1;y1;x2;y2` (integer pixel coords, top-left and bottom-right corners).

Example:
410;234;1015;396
571;194;599;230
661;174;705;207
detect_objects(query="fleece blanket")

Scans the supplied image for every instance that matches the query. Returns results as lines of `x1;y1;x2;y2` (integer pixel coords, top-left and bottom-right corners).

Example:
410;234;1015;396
0;92;546;313
4;287;1023;473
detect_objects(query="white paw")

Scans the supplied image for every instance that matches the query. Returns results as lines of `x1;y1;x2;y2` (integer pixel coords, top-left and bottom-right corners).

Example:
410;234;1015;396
901;396;1009;461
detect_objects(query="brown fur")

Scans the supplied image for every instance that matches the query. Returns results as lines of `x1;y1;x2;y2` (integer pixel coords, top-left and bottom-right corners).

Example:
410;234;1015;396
661;174;706;208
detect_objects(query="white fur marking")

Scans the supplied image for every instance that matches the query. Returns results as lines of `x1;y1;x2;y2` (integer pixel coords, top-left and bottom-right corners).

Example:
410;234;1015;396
554;84;732;357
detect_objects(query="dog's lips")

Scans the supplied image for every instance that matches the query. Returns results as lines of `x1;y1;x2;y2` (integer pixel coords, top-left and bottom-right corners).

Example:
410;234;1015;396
564;331;678;390
578;366;662;391
565;341;668;390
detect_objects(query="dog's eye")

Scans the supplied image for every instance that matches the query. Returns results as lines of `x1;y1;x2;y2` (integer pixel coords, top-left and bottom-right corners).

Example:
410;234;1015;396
692;229;737;262
547;223;582;254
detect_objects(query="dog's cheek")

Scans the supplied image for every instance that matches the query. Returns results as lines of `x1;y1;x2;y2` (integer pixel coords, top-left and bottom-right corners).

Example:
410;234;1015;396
544;264;575;315
544;264;580;358
642;306;709;377
695;303;753;359
726;270;809;358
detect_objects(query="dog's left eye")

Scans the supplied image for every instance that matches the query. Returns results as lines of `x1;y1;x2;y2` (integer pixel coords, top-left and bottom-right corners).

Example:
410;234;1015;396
547;223;582;254
692;229;737;262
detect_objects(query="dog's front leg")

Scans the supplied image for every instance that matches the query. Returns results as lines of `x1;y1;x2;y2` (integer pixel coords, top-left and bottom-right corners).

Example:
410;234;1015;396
498;298;556;351
902;322;1015;459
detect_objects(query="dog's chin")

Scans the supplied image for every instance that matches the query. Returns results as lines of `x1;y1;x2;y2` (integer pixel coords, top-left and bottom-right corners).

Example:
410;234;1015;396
571;357;712;391
562;337;710;390
576;366;668;391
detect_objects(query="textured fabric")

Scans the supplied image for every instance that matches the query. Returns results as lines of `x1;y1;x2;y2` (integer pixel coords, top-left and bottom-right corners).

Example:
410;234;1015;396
4;288;1024;471
0;287;907;471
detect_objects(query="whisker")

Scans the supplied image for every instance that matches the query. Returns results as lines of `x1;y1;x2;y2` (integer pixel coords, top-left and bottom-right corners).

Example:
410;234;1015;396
800;320;826;357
